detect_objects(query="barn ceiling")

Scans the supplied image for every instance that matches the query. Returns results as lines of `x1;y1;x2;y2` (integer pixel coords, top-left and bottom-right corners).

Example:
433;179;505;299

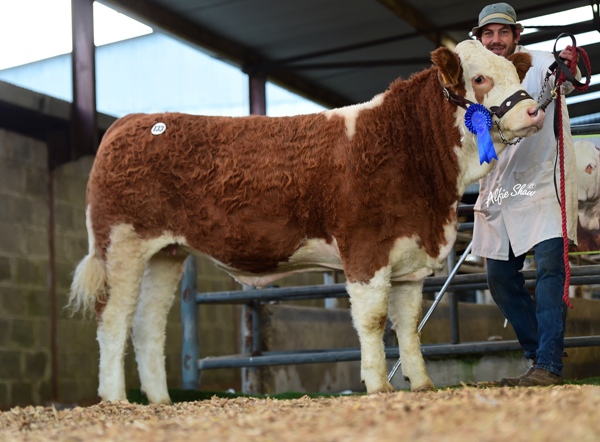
102;0;600;121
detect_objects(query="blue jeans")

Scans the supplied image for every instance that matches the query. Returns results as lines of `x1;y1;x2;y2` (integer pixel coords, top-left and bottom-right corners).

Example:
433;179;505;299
486;237;568;376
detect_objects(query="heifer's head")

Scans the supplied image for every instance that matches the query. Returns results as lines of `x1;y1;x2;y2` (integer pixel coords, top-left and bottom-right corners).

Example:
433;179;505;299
432;40;543;168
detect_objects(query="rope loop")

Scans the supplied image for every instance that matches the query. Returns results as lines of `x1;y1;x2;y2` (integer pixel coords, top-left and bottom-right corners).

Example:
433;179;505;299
552;32;592;90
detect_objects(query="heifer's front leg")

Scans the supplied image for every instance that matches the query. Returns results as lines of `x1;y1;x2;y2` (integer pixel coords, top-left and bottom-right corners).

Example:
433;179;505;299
131;253;185;404
97;227;147;402
387;281;434;391
347;267;394;394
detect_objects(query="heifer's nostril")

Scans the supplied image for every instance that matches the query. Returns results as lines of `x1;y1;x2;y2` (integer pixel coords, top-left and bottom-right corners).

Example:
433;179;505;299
530;107;545;119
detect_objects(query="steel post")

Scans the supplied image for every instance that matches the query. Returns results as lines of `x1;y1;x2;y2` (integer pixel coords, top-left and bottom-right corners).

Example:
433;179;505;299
181;255;199;390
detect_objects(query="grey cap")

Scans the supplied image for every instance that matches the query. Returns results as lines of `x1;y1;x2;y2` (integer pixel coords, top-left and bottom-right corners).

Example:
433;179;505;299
471;3;524;36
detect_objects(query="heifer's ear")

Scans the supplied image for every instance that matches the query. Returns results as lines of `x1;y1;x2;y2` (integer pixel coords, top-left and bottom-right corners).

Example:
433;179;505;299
507;52;532;83
431;47;462;87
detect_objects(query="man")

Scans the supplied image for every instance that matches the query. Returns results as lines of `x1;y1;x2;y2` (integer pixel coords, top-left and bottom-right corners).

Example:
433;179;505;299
471;3;581;386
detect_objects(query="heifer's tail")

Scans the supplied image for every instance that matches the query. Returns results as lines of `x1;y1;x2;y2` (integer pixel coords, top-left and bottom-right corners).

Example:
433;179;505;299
67;207;107;315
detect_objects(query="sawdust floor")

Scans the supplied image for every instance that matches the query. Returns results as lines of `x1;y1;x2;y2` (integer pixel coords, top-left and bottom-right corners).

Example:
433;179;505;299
1;385;600;441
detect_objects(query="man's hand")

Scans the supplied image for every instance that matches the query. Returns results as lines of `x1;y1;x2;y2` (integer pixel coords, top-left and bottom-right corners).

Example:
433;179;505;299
560;45;579;68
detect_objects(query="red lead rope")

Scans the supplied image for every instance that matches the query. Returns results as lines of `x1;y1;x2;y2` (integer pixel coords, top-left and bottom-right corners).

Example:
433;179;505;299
557;92;572;308
555;43;592;308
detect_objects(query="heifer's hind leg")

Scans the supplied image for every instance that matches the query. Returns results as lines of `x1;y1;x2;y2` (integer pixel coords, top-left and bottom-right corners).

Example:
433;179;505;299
131;253;185;404
97;226;147;402
347;267;394;394
387;281;434;391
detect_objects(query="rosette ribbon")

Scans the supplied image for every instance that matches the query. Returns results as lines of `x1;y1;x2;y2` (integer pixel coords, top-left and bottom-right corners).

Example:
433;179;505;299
464;103;497;164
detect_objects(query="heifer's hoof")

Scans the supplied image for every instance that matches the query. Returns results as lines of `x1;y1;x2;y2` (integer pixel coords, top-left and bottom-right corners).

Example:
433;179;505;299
98;390;127;403
141;388;172;405
411;381;435;392
366;381;395;394
148;397;172;405
402;375;435;392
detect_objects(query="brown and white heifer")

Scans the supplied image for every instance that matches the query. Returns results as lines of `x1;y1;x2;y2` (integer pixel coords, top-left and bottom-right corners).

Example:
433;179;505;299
69;40;543;404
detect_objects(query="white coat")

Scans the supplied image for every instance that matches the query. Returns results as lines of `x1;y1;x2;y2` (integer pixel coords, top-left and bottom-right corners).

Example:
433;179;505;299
472;46;579;260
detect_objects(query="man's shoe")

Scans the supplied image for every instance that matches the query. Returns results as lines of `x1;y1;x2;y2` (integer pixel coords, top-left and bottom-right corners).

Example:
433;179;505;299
498;365;536;387
518;368;563;387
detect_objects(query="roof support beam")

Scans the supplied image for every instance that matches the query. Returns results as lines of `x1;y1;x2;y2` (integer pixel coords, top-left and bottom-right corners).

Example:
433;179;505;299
376;0;456;48
71;0;98;159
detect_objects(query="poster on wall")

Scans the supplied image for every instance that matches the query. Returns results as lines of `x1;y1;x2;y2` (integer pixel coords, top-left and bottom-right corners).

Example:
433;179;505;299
574;134;600;253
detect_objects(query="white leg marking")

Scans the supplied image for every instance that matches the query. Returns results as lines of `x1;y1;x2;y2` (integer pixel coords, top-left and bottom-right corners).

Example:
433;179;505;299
347;266;394;394
131;254;185;404
387;281;434;391
97;230;147;401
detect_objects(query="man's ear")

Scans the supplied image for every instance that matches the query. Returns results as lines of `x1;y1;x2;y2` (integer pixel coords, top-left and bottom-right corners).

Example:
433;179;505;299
431;47;462;87
507;52;532;82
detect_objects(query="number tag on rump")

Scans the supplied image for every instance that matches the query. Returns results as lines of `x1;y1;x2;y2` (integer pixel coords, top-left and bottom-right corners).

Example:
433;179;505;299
151;122;167;135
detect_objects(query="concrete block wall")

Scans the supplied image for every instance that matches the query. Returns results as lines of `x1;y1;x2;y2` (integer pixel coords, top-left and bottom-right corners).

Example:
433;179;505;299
0;129;52;407
259;304;361;394
53;154;100;404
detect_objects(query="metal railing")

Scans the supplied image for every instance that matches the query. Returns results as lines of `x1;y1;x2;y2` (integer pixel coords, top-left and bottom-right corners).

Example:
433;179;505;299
181;254;600;391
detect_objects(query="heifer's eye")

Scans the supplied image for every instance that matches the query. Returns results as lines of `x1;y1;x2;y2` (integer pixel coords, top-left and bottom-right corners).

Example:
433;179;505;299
474;76;485;84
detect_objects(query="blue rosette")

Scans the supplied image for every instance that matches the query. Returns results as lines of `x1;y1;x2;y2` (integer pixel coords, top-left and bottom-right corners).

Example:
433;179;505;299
464;103;497;165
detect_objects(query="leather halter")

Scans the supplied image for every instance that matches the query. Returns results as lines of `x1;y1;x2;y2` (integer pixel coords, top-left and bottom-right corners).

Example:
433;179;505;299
489;90;534;119
441;77;532;119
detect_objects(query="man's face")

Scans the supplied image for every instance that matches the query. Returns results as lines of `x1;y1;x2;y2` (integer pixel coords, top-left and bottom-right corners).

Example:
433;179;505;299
479;24;520;58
